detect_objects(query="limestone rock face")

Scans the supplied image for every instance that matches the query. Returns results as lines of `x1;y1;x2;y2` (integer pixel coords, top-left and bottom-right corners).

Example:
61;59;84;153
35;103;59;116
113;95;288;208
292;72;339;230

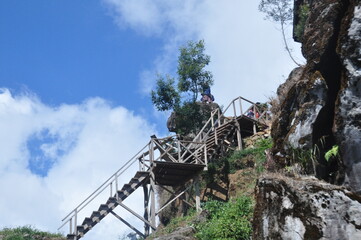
271;0;361;191
335;4;361;193
253;174;361;240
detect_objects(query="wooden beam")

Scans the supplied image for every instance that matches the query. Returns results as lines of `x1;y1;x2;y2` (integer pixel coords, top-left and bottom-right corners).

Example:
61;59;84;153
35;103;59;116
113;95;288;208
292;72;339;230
157;185;193;208
156;185;193;215
110;211;145;239
117;202;156;230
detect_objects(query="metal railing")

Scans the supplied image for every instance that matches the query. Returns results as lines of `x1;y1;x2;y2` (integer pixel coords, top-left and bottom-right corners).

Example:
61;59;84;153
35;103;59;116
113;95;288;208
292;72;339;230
58;141;152;236
192;96;271;144
58;136;207;236
58;96;270;237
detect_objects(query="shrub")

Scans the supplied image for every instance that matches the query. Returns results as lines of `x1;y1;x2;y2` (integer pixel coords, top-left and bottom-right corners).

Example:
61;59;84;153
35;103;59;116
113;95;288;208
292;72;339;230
228;138;273;173
295;3;310;41
0;226;64;240
195;196;253;240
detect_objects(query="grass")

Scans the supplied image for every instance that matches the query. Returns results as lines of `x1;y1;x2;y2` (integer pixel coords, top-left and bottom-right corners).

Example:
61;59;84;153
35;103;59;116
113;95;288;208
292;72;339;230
0;226;64;240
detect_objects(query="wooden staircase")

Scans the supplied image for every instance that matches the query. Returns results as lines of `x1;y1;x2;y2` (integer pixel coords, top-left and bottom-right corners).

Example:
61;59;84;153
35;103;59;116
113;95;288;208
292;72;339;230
59;96;270;239
66;171;149;240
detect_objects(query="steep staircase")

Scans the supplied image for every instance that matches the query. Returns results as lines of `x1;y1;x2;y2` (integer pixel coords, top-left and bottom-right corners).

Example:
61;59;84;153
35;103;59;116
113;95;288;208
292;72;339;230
59;96;270;240
66;171;150;240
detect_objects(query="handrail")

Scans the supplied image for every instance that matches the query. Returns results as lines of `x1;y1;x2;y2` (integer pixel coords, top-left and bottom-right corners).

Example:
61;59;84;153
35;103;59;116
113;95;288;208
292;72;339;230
59;141;152;232
59;136;208;235
192;96;270;144
59;95;270;237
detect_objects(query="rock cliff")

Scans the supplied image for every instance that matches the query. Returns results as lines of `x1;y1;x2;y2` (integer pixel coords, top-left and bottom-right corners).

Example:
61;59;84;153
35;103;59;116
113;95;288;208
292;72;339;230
271;0;361;193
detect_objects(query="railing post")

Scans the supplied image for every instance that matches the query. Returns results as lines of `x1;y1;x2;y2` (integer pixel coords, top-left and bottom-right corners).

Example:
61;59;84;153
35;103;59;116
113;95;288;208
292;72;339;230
178;140;181;163
110;182;113;197
150;140;154;165
217;108;221;126
115;174;119;200
232;101;237;118
69;217;72;235
74;209;78;236
211;114;214;130
142;153;145;171
239;97;243;116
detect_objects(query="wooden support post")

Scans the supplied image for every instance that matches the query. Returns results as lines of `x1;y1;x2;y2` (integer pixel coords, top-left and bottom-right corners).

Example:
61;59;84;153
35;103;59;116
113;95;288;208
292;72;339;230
204;145;208;170
194;175;201;212
143;184;150;236
150;170;156;232
236;123;243;151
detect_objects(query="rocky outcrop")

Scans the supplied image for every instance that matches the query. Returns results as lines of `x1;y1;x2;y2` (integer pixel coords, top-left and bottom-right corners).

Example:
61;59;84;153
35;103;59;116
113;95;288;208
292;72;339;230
271;0;361;191
153;227;196;240
253;174;361;240
334;3;361;194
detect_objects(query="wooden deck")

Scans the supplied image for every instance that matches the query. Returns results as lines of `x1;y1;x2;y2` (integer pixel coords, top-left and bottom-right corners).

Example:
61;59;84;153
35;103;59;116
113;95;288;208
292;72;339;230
153;161;206;186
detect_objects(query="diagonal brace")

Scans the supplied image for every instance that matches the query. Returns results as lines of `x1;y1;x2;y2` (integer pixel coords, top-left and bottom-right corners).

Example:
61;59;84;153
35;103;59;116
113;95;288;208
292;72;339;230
117;201;156;230
110;211;145;239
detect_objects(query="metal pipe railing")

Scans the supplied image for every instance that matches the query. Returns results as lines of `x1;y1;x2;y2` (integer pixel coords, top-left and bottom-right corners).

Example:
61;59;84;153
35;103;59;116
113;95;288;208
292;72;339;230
59;141;152;233
59;96;270;236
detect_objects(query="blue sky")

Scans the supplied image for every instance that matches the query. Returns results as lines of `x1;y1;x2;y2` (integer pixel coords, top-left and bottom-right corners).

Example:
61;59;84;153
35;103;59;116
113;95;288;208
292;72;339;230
0;0;162;111
0;1;304;239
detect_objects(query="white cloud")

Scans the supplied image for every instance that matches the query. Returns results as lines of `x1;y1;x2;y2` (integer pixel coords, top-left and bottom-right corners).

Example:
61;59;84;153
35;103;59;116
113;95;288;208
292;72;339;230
0;89;156;239
104;0;305;109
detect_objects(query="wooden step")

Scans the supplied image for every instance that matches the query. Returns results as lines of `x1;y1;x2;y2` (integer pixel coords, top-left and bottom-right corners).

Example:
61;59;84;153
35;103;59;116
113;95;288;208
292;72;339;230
66;234;77;240
91;211;101;222
81;217;93;229
71;171;150;239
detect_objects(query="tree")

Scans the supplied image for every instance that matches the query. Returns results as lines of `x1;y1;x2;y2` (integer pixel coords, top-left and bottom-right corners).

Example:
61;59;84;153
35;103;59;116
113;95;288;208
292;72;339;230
151;40;214;135
259;0;302;66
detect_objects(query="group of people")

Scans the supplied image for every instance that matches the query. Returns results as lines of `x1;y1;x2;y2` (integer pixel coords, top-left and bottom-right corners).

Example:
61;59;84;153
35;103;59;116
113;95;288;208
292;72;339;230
246;102;271;120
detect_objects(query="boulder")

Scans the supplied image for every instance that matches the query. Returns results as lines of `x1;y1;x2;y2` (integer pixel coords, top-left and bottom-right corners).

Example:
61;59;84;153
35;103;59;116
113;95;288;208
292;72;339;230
253;174;361;240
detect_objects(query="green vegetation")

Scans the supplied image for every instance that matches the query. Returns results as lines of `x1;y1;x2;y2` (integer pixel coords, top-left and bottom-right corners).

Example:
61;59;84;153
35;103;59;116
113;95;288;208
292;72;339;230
149;136;273;239
151;40;214;135
228;138;273;173
294;3;310;41
205;138;273;184
325;145;339;162
0;226;64;240
195;196;253;240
